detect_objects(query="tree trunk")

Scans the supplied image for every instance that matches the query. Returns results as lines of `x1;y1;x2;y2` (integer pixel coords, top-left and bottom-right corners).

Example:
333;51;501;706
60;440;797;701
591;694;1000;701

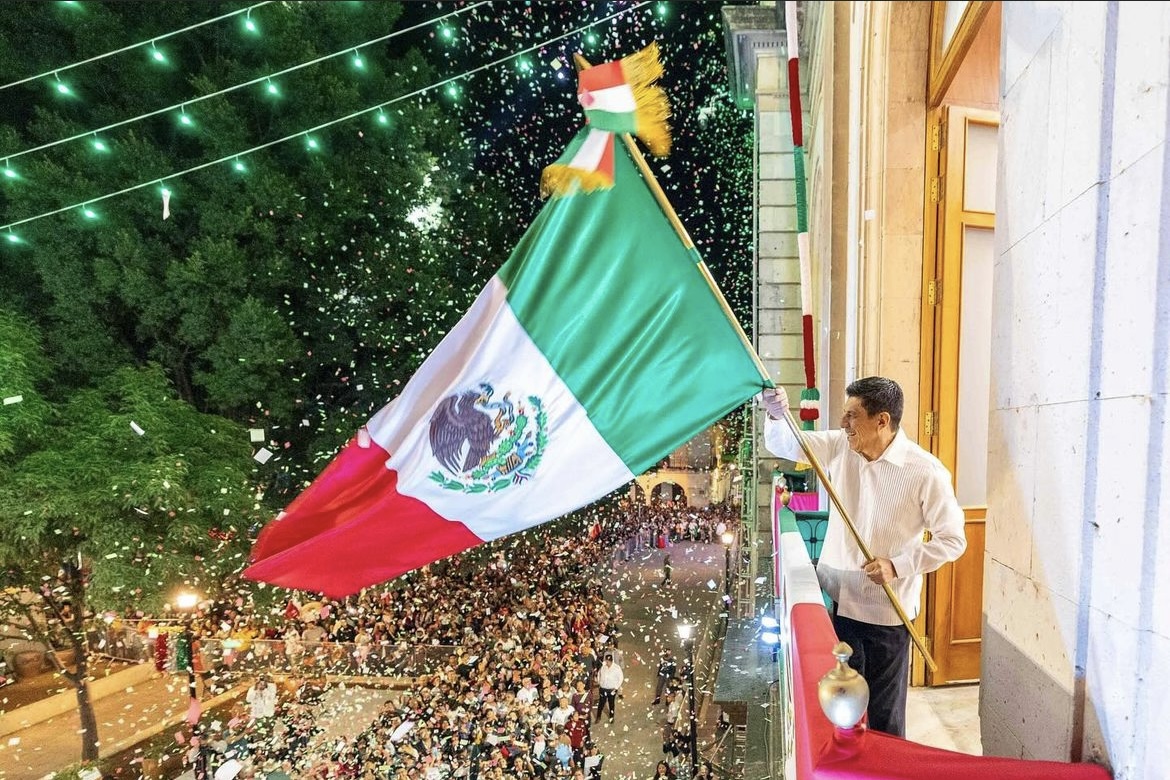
41;560;101;762
75;674;100;762
68;566;100;762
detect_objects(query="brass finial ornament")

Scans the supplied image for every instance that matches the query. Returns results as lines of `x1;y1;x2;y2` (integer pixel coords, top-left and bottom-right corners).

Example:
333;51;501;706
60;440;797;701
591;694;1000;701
817;642;869;729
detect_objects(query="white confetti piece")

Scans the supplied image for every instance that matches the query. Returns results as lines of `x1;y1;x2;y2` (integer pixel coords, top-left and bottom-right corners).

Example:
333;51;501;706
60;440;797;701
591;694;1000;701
254;447;273;464
2;395;22;405
249;428;265;443
130;421;145;436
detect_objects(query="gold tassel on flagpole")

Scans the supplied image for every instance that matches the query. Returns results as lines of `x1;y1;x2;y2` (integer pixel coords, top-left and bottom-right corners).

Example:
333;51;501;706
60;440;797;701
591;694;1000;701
619;43;671;156
540;165;614;199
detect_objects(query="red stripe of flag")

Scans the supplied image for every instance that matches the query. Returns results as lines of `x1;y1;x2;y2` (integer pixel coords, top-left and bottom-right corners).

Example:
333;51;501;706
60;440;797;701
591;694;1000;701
579;59;627;92
244;441;482;597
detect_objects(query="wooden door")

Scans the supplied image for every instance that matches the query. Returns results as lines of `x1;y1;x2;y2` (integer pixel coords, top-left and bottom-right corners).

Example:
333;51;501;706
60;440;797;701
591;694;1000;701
920;104;998;684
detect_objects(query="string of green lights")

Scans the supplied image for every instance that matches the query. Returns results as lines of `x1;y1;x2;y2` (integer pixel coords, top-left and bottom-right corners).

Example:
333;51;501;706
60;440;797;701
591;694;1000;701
2;2;491;165
0;2;274;92
1;1;651;243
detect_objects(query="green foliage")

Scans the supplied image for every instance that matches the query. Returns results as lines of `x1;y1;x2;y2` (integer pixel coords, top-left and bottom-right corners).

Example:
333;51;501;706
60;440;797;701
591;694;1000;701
0;309;53;459
0;0;523;608
0;358;256;613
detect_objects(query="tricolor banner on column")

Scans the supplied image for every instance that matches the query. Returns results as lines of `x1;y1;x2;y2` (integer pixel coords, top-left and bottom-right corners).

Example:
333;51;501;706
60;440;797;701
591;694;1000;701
785;0;821;429
244;45;770;598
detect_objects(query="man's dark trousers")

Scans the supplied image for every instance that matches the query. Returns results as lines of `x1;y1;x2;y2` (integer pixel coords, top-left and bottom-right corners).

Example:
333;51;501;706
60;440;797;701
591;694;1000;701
831;613;911;737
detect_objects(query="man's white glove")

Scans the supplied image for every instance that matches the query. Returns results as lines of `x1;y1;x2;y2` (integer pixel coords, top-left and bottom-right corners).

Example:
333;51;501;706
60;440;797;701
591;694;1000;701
760;386;789;420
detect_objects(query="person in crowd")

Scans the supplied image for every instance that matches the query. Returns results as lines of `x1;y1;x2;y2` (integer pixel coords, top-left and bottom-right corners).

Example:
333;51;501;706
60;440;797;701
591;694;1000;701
652;759;676;779
570;678;592;718
550;695;574;728
594;653;624;724
245;674;278;724
760;378;967;737
583;743;604;779
652;650;676;705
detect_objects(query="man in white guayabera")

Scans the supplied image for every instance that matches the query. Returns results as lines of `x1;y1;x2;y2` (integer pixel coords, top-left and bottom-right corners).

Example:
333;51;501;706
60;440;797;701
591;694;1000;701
760;376;966;737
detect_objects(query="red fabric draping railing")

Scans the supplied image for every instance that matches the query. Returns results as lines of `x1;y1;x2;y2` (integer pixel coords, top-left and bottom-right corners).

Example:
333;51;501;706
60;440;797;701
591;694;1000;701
788;604;1111;780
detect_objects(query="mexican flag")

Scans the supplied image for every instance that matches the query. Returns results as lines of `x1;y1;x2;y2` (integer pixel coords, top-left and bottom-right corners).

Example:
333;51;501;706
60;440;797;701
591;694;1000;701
243;48;768;598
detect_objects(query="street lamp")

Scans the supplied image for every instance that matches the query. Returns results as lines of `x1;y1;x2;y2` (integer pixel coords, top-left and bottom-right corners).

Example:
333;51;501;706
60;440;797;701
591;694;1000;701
677;622;699;777
174;589;207;780
760;615;781;666
720;531;735;600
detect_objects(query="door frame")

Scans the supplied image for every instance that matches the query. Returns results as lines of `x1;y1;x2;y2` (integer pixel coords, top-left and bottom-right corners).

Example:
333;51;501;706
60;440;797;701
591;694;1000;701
918;104;998;685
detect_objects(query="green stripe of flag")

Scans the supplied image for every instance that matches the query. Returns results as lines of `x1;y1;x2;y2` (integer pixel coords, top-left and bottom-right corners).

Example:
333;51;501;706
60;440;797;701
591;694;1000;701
583;108;639;135
498;146;764;474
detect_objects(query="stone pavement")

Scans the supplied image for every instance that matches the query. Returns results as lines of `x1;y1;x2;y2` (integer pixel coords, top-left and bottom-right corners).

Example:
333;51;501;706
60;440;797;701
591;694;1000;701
590;539;727;780
0;670;244;780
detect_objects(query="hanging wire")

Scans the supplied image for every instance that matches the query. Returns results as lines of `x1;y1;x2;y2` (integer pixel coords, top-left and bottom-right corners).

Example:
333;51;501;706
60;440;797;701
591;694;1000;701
2;2;492;163
0;2;651;235
0;3;275;92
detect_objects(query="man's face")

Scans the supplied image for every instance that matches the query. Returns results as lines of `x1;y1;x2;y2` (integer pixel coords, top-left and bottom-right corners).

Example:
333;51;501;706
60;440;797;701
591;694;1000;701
841;396;886;458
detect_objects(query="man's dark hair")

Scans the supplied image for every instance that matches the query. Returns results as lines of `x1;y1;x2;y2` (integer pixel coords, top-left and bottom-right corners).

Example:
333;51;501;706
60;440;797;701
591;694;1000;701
845;376;904;429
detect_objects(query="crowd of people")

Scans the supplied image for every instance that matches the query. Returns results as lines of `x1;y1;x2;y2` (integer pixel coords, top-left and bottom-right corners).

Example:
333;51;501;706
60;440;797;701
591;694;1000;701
158;502;738;780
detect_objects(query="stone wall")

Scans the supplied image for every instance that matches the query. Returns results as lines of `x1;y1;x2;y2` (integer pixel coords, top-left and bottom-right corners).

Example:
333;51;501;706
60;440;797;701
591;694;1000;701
983;3;1170;777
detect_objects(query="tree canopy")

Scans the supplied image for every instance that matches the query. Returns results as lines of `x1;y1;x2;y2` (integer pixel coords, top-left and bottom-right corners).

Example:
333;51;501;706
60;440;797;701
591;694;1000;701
0;1;520;610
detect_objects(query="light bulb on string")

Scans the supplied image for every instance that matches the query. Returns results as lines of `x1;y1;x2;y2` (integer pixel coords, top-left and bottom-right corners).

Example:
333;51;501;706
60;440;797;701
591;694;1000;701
439;25;455;42
232;158;247;173
445;83;460;100
655;1;668;18
375;110;390;127
351;50;365;70
585;32;599;46
4;231;20;245
52;72;72;96
305;135;319;151
81;205;98;220
178;106;194;127
150;43;167;64
265;79;279;97
2;161;17;181
91;136;109;153
243;9;258;34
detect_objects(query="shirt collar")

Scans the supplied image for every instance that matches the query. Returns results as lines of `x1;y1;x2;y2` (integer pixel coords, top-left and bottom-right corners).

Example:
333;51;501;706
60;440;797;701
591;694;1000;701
872;428;910;467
